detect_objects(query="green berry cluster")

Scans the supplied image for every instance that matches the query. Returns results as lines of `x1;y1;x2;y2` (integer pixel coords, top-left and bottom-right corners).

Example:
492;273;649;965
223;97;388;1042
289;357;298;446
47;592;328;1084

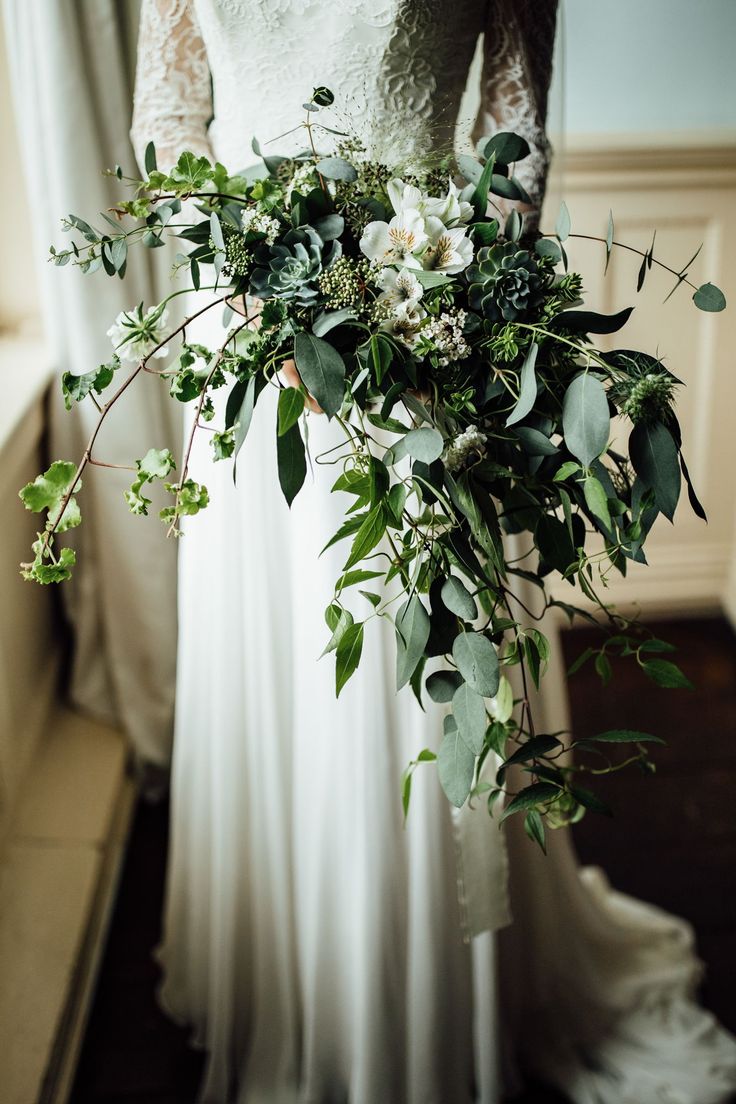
217;224;251;279
318;256;370;310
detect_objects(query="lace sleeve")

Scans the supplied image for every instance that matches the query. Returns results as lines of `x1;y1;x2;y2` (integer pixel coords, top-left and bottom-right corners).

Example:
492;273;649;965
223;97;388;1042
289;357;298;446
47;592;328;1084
131;0;214;174
474;0;558;223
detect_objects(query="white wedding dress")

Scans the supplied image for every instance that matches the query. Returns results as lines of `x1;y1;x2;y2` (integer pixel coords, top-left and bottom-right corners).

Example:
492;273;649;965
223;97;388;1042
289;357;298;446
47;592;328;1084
131;3;736;1102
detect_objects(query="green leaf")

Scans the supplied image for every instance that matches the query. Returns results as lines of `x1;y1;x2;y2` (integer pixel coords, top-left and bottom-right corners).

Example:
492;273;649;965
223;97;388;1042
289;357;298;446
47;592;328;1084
229;375;257;463
555;200;571;242
452;632;499;697
553;460;581;482
452;682;487;755
343;502;386;570
336;622;364;697
294;332;346;418
553;306;633;335
583;474;612;531
144;140;157;174
502;734;561;770
570;786;613;816
604;209;614;273
482;131;530;164
321;607;354;656
425;669;463;703
584;729;665;745
20;460;81;532
395;594;431;690
313;307;356;336
506;341;539;427
500;782;561;822
693;282;726;312
276;420;307;507
437;718;476;807
641;658;693;689
315;156;358;182
23;544;77;585
61;358;117;410
403;427;444;464
277;387;305;436
441;576;477;620
629;421;681;522
524;809;546;851
562;373;610;467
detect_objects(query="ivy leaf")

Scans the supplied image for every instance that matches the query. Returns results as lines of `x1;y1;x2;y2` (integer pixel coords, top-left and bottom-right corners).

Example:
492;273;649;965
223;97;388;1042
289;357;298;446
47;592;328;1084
452;632;500;697
562;373;610;467
294;332;346;418
20;461;81;532
276;420;307;507
395;594;431;690
506;342;539;427
452;682;487;754
629;421;681;522
437;717;476;808
277;387;305;436
61;357;118;410
335;621;364;697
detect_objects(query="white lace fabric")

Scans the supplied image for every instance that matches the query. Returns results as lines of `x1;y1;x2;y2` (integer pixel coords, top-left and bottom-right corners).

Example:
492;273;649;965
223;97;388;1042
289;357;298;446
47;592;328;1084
131;0;557;214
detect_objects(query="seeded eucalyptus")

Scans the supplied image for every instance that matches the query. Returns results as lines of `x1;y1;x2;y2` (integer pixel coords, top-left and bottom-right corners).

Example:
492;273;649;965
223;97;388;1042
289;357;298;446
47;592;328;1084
20;90;727;847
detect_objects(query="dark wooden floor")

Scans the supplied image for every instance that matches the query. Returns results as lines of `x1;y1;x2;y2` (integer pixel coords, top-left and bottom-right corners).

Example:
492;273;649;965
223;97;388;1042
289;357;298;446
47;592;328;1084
70;616;736;1103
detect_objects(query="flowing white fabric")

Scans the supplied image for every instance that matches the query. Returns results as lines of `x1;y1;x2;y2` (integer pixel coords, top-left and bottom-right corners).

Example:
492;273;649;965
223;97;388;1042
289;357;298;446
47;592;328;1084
2;0;181;768
131;2;736;1101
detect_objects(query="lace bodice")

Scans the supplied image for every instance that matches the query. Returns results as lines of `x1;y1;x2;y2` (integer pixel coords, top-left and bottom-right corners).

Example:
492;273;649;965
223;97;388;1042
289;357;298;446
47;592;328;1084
132;0;557;212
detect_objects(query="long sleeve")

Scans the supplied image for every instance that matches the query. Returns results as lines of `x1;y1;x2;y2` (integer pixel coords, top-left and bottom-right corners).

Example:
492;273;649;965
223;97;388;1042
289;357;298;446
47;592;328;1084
130;0;214;174
474;0;558;222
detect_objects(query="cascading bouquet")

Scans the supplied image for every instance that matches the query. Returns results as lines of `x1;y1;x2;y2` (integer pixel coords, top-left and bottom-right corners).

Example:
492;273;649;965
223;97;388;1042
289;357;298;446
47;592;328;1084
21;88;726;848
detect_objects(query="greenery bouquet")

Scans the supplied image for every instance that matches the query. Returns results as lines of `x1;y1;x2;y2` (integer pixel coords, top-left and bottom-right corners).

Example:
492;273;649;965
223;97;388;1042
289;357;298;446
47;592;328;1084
21;89;726;847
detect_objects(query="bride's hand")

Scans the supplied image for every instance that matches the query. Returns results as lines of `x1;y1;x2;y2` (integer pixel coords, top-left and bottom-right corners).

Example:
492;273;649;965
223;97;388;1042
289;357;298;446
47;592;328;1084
281;359;323;414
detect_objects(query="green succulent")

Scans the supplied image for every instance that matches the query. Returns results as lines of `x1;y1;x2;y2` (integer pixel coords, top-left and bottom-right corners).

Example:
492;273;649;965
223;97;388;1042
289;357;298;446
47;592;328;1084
249;227;340;305
467;242;545;323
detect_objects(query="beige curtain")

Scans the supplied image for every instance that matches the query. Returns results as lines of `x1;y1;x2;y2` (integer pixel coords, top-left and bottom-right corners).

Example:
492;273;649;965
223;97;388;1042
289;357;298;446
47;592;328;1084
2;0;181;769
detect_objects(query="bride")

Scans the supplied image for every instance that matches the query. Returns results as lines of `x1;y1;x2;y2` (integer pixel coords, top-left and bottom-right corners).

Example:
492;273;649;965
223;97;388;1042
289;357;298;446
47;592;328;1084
131;3;736;1102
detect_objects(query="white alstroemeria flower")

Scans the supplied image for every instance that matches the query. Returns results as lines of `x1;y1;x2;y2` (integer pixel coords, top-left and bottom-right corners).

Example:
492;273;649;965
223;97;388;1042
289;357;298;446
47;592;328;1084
107;304;170;363
422;217;474;274
422;178;474;226
360;210;427;269
387;177;424;215
381;299;426;347
375;266;424;307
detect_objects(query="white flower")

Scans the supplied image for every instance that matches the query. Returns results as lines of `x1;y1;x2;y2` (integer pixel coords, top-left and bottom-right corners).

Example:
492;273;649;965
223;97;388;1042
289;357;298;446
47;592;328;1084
422;218;474;274
444;425;487;472
381;299;426;347
107;304;169;363
387;177;424;215
422;179;474;226
360;209;427;268
375;266;424;307
422;309;471;366
241;208;280;245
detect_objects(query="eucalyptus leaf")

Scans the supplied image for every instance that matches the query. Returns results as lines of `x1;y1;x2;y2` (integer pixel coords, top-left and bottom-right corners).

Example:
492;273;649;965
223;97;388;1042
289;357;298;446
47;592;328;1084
562;373;610;467
452;632;499;697
452;682;487;754
437;719;476;807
